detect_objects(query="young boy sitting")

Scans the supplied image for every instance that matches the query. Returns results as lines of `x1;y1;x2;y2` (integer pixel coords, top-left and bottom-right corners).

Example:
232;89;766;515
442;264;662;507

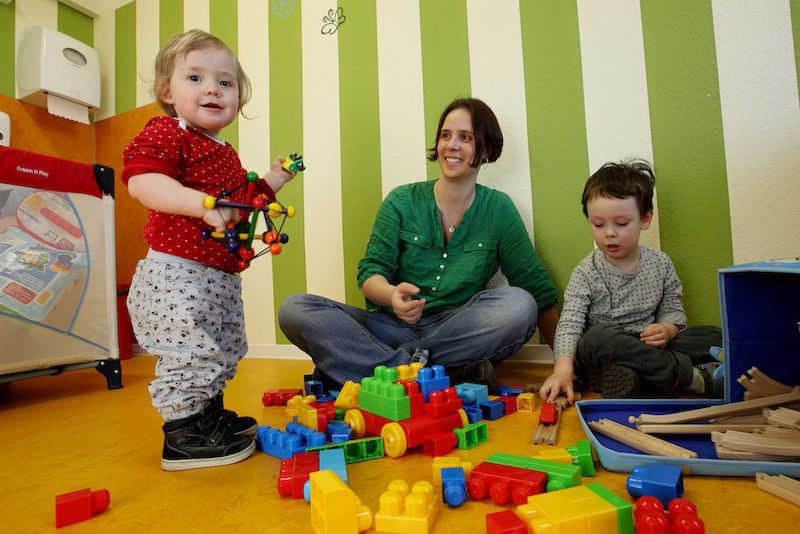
540;160;722;403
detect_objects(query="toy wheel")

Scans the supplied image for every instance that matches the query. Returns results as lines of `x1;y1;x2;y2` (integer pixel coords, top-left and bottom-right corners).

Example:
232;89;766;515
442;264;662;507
457;408;469;428
344;409;366;438
381;422;407;458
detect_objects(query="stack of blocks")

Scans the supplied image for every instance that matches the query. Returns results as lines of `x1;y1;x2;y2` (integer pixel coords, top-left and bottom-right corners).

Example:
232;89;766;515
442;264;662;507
375;480;439;534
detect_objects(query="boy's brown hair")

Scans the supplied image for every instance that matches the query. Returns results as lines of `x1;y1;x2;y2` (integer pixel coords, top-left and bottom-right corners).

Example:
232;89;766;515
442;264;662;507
582;159;655;218
152;29;252;117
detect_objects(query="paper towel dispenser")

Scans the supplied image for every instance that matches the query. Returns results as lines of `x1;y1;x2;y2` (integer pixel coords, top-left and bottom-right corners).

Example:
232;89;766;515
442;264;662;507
16;26;101;118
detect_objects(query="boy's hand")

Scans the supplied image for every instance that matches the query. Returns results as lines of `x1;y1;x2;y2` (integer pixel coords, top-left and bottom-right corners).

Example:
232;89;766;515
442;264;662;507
640;322;679;347
203;205;240;233
539;356;575;404
391;282;425;324
265;157;298;194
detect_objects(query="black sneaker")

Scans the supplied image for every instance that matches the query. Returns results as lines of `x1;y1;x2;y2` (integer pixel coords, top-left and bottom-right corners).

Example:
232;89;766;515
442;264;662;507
161;411;255;471
597;364;640;398
445;359;498;394
695;360;724;398
202;392;258;436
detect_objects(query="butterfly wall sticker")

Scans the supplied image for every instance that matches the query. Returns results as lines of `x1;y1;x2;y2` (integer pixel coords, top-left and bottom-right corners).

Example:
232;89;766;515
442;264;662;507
321;7;345;35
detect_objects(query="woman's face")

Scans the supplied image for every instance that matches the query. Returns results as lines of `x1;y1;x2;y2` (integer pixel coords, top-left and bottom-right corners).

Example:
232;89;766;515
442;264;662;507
437;107;480;182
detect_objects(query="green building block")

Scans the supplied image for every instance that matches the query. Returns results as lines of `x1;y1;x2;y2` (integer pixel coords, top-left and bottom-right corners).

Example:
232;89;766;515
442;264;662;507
306;436;384;463
486;452;582;492
358;366;411;421
586;483;634;534
566;440;595;476
453;422;488;449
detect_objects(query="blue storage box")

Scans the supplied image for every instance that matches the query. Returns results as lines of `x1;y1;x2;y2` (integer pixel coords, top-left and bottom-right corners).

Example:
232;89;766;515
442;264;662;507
576;258;800;477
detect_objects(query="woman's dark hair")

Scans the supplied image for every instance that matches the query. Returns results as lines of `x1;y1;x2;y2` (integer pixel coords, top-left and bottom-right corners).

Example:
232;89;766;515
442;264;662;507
427;97;503;168
581;159;655;218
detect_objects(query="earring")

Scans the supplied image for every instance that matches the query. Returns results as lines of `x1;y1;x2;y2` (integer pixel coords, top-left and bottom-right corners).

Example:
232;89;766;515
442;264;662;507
482;157;489;169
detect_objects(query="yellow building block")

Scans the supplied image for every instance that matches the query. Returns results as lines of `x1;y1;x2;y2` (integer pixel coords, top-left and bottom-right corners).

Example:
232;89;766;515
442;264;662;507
285;394;317;423
516;392;536;412
396;362;424;381
516;485;618;534
534;448;573;466
431;456;474;486
334;381;361;411
309;470;372;534
297;401;319;431
374;480;439;534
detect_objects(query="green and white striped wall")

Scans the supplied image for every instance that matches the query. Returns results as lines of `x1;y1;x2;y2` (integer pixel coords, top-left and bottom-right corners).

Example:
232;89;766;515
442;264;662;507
5;1;800;359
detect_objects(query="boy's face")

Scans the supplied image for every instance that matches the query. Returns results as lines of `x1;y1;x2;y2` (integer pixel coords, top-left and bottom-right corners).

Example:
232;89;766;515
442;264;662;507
162;46;239;138
586;195;652;270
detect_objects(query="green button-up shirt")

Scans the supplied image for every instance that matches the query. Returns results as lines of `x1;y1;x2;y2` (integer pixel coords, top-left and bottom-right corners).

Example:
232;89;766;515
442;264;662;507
357;180;556;317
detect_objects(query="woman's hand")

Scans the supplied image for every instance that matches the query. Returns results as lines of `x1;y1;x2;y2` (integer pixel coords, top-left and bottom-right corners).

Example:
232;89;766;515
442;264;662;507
391;282;426;324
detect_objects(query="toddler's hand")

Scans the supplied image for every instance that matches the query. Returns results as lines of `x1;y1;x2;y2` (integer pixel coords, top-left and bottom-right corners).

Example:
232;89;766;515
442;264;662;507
265;157;298;194
539;370;575;405
391;282;425;324
640;322;679;347
203;206;240;233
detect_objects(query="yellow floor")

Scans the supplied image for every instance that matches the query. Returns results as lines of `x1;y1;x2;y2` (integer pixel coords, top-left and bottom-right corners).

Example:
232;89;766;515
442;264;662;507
1;356;796;533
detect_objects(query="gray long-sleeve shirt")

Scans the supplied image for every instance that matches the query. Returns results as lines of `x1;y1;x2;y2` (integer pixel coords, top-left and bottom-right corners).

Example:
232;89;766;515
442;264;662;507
553;246;687;359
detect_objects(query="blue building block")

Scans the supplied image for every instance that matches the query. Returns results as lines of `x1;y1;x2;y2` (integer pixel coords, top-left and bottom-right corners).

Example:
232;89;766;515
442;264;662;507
480;400;505;420
415;365;450;401
256;425;305;459
441;467;466;506
454;382;489;408
286;421;326;448
626;463;684;507
319;448;348;484
498;386;524;397
304;379;324;397
464;406;483;424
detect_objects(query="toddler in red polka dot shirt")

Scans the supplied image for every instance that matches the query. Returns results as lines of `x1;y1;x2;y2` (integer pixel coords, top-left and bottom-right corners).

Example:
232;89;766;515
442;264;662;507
122;29;297;471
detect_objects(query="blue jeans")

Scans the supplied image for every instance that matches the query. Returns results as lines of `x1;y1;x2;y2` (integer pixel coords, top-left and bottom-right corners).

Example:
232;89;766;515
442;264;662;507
278;287;539;386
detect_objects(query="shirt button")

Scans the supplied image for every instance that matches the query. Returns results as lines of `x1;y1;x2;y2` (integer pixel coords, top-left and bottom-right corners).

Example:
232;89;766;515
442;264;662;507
439;265;445;269
431;287;437;292
442;253;448;258
436;276;440;280
413;236;419;241
478;243;483;247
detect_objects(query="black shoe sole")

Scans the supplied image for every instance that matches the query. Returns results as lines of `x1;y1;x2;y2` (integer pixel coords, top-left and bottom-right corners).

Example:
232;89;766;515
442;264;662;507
161;440;255;471
599;364;640;398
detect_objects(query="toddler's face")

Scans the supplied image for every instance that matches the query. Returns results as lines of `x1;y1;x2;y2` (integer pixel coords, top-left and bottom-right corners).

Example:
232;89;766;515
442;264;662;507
586;195;652;271
162;46;239;138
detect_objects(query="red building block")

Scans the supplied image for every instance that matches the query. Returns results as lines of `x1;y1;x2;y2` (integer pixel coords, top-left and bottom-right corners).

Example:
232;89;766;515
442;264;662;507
262;388;302;406
422;431;459;457
497;395;517;415
424;387;463;417
634;496;705;534
468;462;547;505
486;509;529;534
401;380;426;419
539;401;557;424
55;488;110;528
278;451;320;498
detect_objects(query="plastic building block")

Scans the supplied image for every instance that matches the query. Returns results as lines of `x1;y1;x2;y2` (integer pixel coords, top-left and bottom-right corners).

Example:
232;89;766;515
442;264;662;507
540;401;557;424
305;378;324;397
516;484;632;534
497;395;517;415
334;380;361;410
587;483;634;534
424;387;463;417
422;431;458;457
326;421;354;443
498;386;525;396
454;382;489;407
516;392;536;412
468;462;546;505
262;388;302;406
359;366;412;421
464;406;483;423
319;448;348;484
396;362;424;381
306;436;384;463
382;410;465;457
316;395;336;403
453;421;488;450
309;470;372;534
480;400;505;420
441;467;467;507
374;479;439;534
627;464;684;506
634;496;704;534
415;365;450;402
285;420;327;448
285;394;317;422
486;452;581;492
55;488;109;528
565;440;596;476
404;380;426;419
278;451;319;498
256;425;306;459
486;509;528;534
432;456;473;486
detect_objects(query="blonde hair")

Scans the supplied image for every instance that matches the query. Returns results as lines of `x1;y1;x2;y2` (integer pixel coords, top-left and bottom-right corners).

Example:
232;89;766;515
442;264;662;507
152;29;252;117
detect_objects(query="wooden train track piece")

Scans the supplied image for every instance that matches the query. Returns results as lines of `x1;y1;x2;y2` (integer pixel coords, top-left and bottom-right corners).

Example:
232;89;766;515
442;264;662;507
587;419;697;458
710;429;800;457
756;473;800;506
738;367;793;400
715;445;797;462
627;387;800;426
763;407;800;430
636;423;770;435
